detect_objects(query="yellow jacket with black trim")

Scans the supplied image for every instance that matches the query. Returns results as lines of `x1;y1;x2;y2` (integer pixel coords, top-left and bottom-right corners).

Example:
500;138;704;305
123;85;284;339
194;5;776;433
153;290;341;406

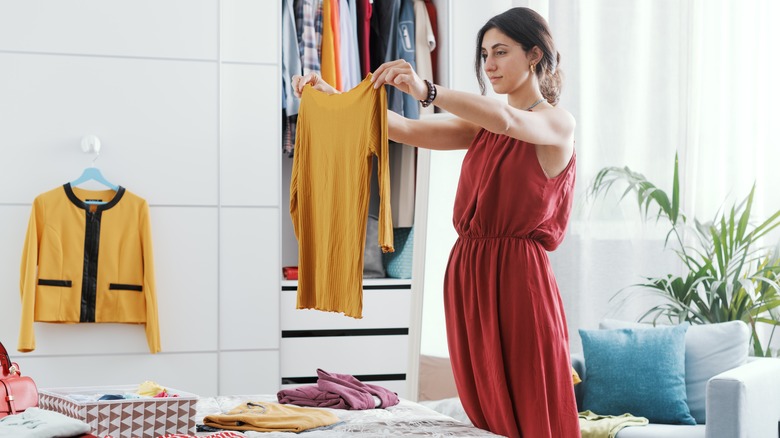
18;184;161;353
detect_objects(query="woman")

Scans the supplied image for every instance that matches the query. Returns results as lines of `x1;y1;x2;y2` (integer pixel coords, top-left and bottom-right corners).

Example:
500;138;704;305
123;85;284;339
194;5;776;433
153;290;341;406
293;7;578;437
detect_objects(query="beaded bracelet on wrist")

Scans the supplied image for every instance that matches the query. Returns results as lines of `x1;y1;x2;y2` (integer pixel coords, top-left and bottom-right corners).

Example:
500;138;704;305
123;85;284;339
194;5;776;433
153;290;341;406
420;79;437;108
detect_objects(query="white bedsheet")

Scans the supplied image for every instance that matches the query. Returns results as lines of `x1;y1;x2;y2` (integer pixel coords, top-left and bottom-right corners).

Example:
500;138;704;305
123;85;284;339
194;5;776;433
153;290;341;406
419;397;473;426
195;395;504;437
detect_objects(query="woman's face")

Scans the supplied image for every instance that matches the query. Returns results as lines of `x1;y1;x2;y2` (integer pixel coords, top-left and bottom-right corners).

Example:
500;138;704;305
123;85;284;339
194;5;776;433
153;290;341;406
480;28;534;95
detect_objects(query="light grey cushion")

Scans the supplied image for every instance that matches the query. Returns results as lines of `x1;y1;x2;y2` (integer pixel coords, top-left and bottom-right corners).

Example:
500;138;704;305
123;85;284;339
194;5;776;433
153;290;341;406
600;320;750;424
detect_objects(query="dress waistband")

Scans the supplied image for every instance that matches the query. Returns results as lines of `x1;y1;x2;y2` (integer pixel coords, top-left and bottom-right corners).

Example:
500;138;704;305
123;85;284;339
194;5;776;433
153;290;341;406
457;234;536;241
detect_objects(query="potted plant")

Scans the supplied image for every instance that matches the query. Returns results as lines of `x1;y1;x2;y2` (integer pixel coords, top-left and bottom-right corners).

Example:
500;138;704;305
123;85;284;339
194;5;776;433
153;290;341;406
588;153;780;356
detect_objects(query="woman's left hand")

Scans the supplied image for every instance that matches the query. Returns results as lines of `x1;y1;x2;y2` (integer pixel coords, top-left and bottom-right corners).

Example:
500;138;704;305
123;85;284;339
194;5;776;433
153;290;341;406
371;60;428;100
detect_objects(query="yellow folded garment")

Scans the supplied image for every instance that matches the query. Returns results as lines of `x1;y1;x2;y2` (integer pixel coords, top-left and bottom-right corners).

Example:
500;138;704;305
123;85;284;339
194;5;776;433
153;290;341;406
579;410;649;438
136;380;166;397
204;401;340;433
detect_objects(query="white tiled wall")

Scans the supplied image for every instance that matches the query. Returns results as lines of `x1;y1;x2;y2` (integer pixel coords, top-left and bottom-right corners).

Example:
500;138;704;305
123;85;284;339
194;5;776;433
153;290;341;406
0;0;219;60
219;350;280;396
0;0;280;397
219;208;280;351
221;0;279;64
220;64;280;207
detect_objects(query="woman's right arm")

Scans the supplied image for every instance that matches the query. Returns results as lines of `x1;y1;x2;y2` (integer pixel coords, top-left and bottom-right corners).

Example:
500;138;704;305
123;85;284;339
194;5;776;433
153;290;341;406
388;110;480;151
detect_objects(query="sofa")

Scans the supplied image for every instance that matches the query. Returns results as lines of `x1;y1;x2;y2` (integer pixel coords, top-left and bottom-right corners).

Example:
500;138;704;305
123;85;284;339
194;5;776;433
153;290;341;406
574;320;780;438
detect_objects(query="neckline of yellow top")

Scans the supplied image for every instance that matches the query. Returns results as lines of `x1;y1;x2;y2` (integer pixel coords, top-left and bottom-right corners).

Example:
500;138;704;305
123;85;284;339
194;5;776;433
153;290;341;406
303;73;375;100
63;183;126;212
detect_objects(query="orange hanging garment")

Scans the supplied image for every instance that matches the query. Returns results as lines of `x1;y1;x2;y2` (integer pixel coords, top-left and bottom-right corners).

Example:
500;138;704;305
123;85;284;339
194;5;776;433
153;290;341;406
330;0;343;91
320;0;341;91
290;75;394;318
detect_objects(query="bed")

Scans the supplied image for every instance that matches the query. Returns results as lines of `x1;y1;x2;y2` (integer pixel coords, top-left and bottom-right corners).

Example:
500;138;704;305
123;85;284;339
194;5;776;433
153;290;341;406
194;395;501;437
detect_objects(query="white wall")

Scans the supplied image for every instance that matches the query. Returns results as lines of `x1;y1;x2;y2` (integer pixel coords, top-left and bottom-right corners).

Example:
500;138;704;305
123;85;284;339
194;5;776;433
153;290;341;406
0;0;281;397
419;0;517;358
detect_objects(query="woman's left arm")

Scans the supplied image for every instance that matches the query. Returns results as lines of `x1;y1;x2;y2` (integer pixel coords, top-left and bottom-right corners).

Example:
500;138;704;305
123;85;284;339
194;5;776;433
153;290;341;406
372;60;575;148
432;87;575;147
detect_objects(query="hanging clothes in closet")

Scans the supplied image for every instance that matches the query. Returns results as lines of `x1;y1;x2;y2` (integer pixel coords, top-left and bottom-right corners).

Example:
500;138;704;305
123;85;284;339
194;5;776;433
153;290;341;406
370;0;418;119
371;0;417;227
423;0;439;84
281;0;439;148
339;0;362;90
414;0;436;116
282;0;303;157
320;0;341;90
356;0;372;78
282;0;440;238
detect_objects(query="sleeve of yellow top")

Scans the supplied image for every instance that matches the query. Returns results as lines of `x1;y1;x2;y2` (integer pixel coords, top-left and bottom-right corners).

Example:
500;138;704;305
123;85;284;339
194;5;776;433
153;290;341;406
18;198;42;352
374;86;394;253
141;201;161;354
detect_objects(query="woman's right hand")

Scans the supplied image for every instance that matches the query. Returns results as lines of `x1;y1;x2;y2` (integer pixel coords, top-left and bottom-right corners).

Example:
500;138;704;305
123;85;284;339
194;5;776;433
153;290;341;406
371;59;428;101
291;73;339;98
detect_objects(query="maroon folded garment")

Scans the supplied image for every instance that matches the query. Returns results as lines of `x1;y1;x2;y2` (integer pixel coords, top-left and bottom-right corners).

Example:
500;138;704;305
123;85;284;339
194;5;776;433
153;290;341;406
277;385;348;409
316;369;400;409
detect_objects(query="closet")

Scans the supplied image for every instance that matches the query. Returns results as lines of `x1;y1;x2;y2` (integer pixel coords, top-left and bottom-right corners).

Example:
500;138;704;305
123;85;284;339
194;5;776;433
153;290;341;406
277;0;447;399
278;1;514;402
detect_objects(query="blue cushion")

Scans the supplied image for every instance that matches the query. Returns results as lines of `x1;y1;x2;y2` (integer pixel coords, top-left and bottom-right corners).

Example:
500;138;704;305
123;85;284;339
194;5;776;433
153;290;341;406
599;319;750;424
579;324;696;425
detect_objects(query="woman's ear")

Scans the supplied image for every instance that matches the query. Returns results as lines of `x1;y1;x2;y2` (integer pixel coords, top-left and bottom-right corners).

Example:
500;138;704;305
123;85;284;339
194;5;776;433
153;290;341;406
529;46;544;65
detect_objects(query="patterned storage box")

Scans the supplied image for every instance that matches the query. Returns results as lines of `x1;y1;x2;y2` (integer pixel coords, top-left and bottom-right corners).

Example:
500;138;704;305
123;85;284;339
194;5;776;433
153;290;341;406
38;385;198;437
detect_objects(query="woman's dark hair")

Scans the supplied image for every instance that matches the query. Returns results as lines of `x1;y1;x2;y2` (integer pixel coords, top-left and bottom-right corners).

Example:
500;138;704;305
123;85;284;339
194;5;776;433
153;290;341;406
474;7;562;105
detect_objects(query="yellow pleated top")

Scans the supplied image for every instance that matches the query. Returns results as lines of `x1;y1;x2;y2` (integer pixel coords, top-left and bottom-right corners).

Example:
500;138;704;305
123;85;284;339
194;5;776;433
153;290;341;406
290;74;394;318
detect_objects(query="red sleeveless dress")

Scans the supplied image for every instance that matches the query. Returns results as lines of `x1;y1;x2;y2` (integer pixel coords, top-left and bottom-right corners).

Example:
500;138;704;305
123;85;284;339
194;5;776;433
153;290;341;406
444;128;579;438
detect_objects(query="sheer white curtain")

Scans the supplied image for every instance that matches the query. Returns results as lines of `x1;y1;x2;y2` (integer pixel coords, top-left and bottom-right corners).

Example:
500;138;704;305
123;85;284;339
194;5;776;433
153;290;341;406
549;0;780;352
684;0;780;219
417;0;780;359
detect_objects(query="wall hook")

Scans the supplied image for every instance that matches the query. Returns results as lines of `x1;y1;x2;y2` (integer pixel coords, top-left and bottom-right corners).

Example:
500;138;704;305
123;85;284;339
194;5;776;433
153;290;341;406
81;135;102;166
